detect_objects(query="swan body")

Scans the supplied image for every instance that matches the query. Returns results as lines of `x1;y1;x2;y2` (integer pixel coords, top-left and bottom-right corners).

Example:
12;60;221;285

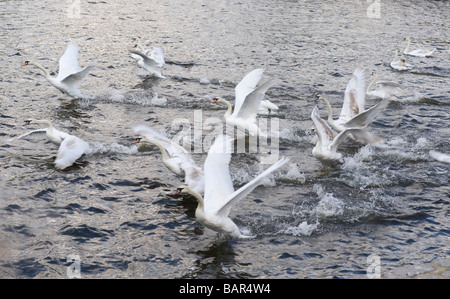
22;119;89;169
132;124;204;195
366;72;404;99
129;48;165;78
175;134;288;238
212;69;278;136
311;107;381;165
403;37;436;57
22;42;94;99
429;150;450;163
258;100;279;115
390;49;413;71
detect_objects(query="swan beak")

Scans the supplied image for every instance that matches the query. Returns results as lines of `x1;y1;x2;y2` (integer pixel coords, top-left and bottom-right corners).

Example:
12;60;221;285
132;138;142;144
173;188;183;195
211;98;218;103
22;61;29;66
23;120;31;126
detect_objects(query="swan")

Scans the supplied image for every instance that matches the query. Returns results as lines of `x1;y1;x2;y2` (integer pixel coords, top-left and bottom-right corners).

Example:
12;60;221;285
310;106;381;165
429;150;450;163
403;37;436;57
132;124;204;195
212;69;278;136
366;71;404;99
21;119;89;169
174;133;289;238
22;42;94;99
390;49;413;71
129;47;165;78
316;68;390;134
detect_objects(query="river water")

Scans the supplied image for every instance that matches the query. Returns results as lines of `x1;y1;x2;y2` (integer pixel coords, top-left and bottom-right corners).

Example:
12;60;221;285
0;0;449;279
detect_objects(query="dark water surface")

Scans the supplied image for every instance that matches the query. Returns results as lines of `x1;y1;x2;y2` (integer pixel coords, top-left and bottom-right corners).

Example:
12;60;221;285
0;0;449;278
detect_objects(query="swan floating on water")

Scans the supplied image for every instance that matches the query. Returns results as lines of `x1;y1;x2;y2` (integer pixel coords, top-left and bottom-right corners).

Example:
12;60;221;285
310;106;381;165
132;124;204;195
429;150;450;163
212;69;278;136
366;71;404;99
403;37;436;57
390;49;413;71
20;119;89;169
22;42;94;99
174;133;289;238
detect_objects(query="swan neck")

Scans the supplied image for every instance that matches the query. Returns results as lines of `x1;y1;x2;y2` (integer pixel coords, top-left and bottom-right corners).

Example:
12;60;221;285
367;73;378;92
28;61;50;78
185;186;204;206
320;96;334;121
219;98;233;117
404;38;411;53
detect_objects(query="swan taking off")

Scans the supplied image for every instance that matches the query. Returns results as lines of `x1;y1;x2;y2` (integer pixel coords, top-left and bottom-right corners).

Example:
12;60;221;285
390;49;413;71
403;37;436;57
132;124;204;195
174;134;289;239
212;69;278;136
20;119;89;169
366;71;404;99
310;106;381;165
22;42;94;99
316;69;390;143
129;43;165;79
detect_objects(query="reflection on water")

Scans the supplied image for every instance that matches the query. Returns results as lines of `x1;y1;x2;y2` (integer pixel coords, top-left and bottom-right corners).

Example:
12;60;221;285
0;0;449;278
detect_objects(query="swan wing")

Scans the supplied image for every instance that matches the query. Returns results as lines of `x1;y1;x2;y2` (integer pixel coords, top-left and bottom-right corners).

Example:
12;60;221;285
54;134;89;169
328;128;381;152
343;96;390;128
57;42;82;81
149;47;165;67
429;150;450;163
311;106;335;148
203;134;235;214
232;78;278;120
129;50;160;68
234;69;264;115
339;68;366;122
61;65;94;85
217;157;289;217
132;124;189;156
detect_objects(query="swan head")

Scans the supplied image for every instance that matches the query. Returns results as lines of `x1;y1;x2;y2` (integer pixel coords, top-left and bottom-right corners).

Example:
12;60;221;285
23;119;33;126
132;137;142;144
211;97;222;103
314;94;325;102
22;61;30;66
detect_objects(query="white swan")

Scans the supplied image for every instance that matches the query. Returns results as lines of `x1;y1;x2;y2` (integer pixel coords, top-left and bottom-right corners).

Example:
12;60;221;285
429;150;450;163
174;133;289;238
132;124;204;195
212;69;278;136
21;119;89;169
129;47;165;79
310;107;381;165
390;49;413;71
22;42;94;99
317;68;390;134
403;37;436;57
366;71;404;99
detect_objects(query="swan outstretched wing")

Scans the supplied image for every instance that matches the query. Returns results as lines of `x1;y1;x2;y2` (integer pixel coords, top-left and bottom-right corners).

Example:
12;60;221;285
61;65;94;85
217;157;289;217
339;68;366;123
311;106;335;148
149;47;165;67
328;128;381;152
57;42;82;81
54;134;89;169
129;50;160;69
203;134;235;214
232;78;278;121
234;69;264;114
343;96;390;128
